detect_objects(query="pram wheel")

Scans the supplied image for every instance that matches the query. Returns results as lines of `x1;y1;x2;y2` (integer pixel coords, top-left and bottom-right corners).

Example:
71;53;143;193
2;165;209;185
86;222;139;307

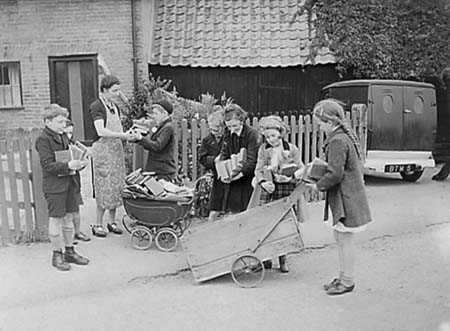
130;226;153;250
122;215;138;234
155;228;178;252
231;255;265;288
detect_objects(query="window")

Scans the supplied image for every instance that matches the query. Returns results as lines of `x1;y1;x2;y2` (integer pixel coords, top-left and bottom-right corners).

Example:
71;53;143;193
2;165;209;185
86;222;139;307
0;62;22;108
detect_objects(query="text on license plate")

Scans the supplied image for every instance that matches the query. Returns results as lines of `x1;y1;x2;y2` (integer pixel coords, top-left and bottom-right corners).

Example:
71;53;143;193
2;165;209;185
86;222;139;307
384;164;416;173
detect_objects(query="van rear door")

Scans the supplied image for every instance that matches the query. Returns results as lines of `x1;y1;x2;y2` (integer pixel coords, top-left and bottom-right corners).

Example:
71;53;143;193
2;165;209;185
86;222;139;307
402;86;436;151
371;85;403;150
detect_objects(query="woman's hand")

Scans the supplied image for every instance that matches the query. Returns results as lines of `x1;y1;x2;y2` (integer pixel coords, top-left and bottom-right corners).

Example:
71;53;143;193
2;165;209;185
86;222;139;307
261;181;275;193
123;130;142;141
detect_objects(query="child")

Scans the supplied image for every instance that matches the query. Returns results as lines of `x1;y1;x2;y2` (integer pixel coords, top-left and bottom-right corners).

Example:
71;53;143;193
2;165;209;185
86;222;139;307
35;104;89;271
64;120;91;243
310;99;372;295
198;109;227;221
220;103;261;213
254;116;305;273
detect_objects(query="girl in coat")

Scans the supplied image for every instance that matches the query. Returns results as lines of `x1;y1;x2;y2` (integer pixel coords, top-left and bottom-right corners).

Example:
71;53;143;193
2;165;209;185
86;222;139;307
311;99;372;295
254;116;305;273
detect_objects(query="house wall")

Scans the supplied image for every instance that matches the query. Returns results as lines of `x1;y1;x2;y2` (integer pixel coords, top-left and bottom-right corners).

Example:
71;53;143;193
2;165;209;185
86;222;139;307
0;0;147;132
149;64;339;116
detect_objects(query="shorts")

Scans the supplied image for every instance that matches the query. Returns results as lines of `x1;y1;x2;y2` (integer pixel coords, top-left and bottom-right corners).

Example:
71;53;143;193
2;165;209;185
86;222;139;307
44;184;80;218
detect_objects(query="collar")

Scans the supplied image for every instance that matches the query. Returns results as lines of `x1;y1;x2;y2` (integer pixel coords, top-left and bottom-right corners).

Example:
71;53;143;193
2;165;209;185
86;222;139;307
152;117;172;134
324;127;345;146
265;139;290;151
44;126;66;145
233;126;244;137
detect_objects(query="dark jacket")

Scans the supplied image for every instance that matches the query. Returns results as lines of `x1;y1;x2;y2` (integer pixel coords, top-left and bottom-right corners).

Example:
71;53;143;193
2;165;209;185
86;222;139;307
220;124;261;213
198;133;223;176
198;133;226;212
139;118;176;179
35;127;73;194
316;128;372;228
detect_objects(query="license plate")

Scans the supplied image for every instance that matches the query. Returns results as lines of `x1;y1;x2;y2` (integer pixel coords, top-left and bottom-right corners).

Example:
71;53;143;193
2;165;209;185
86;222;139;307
384;164;416;173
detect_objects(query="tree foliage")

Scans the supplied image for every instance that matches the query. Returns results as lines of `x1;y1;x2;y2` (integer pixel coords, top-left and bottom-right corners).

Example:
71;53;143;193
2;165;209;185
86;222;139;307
300;0;450;81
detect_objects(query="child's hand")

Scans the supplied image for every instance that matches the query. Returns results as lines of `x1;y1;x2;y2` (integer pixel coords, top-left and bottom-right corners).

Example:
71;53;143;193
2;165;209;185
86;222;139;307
68;160;85;171
261;181;275;193
274;174;291;183
294;166;306;179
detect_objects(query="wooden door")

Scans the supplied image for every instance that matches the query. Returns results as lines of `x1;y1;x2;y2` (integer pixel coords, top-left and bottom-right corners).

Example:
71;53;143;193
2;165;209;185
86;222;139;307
370;85;403;150
49;55;98;144
402;86;437;151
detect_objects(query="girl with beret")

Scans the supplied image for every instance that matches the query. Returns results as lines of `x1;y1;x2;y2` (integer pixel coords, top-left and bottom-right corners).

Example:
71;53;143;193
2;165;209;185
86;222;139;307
254;115;305;273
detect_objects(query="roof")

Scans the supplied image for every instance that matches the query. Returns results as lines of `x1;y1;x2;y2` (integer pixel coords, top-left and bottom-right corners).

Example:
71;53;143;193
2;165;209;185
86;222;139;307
149;0;335;68
323;80;435;90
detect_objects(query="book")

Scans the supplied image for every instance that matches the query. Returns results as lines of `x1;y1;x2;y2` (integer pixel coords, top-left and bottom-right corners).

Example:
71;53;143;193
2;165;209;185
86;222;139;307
143;177;165;196
54;150;76;176
73;141;89;159
303;158;328;183
131;124;150;136
279;163;300;177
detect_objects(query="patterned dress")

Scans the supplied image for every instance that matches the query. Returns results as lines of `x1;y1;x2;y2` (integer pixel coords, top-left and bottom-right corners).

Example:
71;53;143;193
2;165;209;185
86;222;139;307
91;100;126;210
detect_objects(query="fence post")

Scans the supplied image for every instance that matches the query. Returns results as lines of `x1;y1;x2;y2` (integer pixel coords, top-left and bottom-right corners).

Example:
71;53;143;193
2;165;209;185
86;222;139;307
304;115;312;163
18;129;34;240
30;129;48;242
181;119;188;179
191;119;199;182
6;134;21;239
0;139;10;245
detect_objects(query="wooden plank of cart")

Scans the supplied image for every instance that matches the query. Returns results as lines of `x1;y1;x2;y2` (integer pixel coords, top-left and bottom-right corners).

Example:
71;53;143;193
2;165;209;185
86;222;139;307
181;183;307;288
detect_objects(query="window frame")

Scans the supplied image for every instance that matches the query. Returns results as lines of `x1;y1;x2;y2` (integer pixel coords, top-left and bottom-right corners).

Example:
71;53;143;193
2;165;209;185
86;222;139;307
0;61;24;110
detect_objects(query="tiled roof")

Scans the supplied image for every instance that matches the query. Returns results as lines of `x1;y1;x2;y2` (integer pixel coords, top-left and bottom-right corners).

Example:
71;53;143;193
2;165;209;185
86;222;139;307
149;0;336;67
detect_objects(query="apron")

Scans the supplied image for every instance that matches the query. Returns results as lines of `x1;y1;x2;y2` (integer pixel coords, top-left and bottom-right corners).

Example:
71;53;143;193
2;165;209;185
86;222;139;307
92;100;126;210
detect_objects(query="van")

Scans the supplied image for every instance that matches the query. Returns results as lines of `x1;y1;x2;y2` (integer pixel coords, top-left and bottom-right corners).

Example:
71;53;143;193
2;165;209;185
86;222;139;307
321;79;437;182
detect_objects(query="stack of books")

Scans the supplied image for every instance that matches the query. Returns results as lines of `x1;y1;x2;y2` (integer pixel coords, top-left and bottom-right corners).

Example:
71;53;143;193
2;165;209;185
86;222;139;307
302;157;328;183
216;148;247;180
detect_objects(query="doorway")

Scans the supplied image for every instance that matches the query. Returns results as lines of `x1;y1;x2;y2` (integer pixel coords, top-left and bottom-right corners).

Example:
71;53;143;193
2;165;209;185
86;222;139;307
49;55;98;144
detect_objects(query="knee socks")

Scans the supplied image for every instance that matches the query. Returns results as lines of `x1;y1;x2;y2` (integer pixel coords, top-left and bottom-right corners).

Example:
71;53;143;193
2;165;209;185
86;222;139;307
61;214;74;247
48;217;63;252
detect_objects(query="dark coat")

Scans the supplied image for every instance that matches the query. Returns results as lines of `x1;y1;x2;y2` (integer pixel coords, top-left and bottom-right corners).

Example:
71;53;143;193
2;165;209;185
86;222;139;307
139;117;176;180
220;124;261;213
316;128;372;228
198;133;226;211
35;127;74;194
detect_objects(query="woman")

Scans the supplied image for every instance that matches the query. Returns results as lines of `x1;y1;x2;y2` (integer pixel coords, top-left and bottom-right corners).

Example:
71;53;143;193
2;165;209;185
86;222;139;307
310;99;372;295
220;103;261;213
90;74;137;237
254;116;305;273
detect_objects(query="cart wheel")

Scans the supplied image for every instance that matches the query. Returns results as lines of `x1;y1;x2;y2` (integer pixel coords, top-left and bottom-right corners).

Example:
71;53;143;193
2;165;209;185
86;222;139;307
231;255;265;288
130;226;153;250
155;228;179;252
122;215;139;234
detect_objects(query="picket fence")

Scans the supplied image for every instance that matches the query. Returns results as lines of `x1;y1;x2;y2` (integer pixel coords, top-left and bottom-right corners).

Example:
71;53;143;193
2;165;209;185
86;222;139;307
0;107;367;244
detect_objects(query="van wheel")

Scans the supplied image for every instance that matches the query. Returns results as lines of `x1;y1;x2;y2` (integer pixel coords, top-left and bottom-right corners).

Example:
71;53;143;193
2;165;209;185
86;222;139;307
400;170;424;182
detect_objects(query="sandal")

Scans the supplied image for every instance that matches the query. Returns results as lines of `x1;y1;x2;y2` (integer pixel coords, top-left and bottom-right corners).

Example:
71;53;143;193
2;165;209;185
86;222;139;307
326;282;355;296
323;278;341;291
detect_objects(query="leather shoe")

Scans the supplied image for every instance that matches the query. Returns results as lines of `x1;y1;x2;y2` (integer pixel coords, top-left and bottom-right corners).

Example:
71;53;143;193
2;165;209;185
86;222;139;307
326;282;355;296
75;232;91;242
91;225;107;237
52;250;71;271
263;260;272;269
64;246;89;265
279;255;289;273
107;222;123;235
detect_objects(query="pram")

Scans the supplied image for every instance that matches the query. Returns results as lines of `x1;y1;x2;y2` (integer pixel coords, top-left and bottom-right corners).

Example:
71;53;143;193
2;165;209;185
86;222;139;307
121;170;195;252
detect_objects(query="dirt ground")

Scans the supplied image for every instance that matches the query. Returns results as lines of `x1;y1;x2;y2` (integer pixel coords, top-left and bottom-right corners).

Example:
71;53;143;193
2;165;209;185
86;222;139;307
1;168;449;331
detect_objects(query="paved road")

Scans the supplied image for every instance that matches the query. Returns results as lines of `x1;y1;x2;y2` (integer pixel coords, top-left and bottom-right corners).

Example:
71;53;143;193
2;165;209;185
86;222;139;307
1;168;449;331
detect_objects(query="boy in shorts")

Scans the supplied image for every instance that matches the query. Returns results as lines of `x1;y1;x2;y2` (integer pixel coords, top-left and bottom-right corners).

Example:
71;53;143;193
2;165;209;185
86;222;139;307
35;104;90;271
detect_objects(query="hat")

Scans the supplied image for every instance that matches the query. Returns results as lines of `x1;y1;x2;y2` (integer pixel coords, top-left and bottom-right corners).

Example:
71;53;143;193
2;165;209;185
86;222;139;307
153;99;173;115
260;115;287;135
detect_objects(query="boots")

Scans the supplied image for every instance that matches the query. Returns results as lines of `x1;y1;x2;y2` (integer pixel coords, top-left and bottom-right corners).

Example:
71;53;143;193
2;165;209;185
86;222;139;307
64;246;90;265
52;250;71;271
279;255;289;273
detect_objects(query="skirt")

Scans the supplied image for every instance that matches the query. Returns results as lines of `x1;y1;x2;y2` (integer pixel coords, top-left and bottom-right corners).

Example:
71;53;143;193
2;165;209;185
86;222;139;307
92;138;126;210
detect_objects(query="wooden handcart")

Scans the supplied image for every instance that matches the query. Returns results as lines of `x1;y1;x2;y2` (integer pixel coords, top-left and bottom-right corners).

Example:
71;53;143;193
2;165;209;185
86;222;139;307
181;184;307;288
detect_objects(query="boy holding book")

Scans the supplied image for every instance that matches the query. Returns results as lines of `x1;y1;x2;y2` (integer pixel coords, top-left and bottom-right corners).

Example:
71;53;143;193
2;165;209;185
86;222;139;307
35;104;89;271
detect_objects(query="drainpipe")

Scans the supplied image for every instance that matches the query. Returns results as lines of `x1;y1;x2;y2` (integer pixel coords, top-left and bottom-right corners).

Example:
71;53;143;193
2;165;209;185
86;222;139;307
131;0;138;91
